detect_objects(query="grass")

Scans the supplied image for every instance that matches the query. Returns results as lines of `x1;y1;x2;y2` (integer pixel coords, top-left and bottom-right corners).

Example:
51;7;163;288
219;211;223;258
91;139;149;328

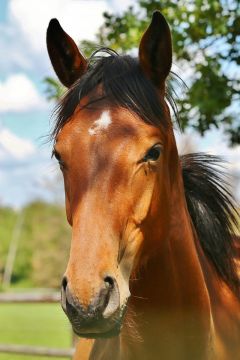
0;303;72;360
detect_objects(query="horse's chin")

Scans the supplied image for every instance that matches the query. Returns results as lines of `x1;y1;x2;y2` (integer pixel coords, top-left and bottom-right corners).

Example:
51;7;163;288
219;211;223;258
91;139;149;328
73;324;121;339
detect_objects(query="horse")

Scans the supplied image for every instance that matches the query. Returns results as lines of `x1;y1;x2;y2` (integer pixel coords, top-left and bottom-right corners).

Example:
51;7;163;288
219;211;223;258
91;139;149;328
46;11;240;359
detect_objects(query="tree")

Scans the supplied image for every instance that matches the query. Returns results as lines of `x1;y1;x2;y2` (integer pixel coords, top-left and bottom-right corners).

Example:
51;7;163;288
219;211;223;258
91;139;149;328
45;0;240;145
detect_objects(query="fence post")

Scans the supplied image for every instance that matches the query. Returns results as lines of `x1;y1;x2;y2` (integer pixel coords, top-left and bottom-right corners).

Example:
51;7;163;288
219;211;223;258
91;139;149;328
2;210;25;287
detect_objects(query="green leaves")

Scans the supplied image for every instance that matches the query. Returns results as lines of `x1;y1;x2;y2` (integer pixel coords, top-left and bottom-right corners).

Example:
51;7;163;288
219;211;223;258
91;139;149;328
44;77;65;101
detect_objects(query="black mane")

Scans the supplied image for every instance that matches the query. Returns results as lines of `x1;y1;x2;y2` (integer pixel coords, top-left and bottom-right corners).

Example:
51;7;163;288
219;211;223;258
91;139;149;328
52;48;180;139
181;153;240;296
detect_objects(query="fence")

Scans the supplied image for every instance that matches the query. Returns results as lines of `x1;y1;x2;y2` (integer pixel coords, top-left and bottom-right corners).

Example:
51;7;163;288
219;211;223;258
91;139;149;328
0;291;75;358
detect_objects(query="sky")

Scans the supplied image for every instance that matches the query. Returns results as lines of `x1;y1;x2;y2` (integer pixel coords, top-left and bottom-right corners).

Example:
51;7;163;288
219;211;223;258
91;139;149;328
0;0;239;208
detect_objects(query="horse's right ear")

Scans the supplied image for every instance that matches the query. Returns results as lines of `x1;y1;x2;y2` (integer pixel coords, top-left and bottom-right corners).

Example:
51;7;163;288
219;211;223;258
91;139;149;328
46;19;87;88
139;11;172;92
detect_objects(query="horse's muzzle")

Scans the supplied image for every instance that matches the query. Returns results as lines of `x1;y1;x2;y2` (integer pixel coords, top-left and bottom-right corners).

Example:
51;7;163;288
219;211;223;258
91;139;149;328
61;275;125;338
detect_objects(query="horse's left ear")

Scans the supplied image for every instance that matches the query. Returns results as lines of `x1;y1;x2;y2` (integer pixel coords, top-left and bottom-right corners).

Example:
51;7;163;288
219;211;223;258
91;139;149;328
139;11;172;91
47;19;87;88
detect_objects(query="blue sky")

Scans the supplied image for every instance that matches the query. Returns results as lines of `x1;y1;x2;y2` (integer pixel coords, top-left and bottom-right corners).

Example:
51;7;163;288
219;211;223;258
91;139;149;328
0;0;239;208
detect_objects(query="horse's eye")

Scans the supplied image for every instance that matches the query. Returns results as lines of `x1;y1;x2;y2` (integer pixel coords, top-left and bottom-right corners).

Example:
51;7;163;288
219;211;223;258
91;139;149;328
52;150;65;169
53;151;60;161
143;144;162;162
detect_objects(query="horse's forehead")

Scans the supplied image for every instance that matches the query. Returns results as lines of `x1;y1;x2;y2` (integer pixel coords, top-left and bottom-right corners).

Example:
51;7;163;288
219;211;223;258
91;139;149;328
88;110;112;136
57;106;160;147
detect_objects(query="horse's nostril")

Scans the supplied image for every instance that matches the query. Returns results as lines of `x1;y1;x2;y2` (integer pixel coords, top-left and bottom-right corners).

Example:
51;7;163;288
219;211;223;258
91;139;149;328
61;277;68;311
104;276;114;290
103;276;120;319
62;276;68;292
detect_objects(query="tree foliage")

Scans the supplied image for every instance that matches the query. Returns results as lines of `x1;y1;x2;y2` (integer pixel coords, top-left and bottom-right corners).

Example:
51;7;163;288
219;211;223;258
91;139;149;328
0;202;70;289
44;77;65;101
45;0;240;145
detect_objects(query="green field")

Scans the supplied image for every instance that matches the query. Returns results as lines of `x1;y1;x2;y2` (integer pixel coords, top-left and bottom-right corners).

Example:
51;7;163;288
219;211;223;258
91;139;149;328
0;303;72;360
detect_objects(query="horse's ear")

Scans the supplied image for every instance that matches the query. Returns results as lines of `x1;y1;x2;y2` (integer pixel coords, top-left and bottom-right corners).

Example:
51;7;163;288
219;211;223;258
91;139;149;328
139;11;172;91
46;19;87;88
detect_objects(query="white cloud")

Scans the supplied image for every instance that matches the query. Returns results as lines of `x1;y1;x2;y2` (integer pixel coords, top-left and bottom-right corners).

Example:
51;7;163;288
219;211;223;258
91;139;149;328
0;128;57;208
0;74;46;113
0;0;112;77
108;0;136;12
9;0;110;54
0;24;32;74
0;128;35;160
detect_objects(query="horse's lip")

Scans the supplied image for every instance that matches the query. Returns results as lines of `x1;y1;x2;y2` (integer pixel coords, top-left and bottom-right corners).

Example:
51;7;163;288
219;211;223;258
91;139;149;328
72;323;121;339
71;312;124;339
69;304;127;339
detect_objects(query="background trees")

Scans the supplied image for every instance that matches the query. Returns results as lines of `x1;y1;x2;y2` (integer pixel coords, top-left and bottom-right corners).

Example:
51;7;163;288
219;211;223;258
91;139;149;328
0;202;70;289
46;0;240;145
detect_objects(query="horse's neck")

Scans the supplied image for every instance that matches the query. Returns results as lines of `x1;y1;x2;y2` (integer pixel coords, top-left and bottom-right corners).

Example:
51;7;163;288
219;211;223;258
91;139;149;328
90;163;214;359
123;172;213;359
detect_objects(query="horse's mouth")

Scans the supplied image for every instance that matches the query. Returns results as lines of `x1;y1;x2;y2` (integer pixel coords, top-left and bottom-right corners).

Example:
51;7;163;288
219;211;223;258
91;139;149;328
71;308;126;339
73;323;121;339
66;300;128;339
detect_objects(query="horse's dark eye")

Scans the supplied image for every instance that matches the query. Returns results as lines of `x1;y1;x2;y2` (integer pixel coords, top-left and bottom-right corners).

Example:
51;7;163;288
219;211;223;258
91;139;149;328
54;151;60;161
52;150;65;169
143;144;162;162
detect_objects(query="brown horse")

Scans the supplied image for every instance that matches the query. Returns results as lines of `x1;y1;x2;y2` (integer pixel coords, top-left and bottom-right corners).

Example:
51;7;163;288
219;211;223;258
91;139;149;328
46;11;240;359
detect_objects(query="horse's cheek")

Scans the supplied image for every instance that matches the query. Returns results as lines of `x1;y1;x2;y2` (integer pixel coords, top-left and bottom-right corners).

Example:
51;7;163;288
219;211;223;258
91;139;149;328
131;176;156;225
